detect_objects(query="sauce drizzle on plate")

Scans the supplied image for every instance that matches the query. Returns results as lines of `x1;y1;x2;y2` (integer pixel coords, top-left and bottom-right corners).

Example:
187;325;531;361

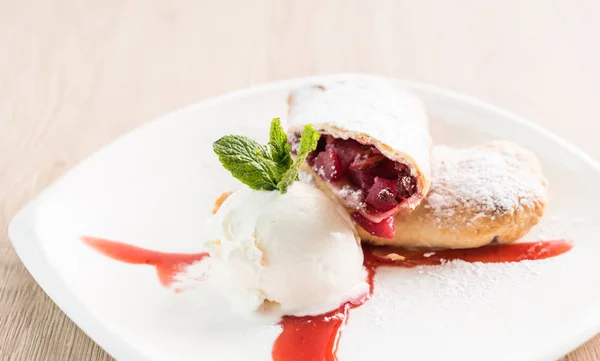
82;236;572;361
82;236;208;287
272;240;572;361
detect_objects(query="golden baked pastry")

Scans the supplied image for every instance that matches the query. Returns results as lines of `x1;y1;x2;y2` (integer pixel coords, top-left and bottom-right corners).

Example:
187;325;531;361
358;141;548;248
302;141;547;248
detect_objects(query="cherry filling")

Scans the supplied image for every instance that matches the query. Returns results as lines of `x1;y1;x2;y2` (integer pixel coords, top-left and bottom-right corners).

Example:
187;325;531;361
291;134;417;239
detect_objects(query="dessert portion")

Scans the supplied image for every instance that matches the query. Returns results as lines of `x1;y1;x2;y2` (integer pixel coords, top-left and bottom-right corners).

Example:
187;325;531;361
357;141;548;249
205;118;368;320
81;111;572;361
203;181;368;320
78;76;575;361
287;78;431;239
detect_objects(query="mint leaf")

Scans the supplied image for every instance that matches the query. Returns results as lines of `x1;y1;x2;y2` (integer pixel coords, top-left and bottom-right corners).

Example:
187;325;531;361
213;135;279;191
268;118;292;178
277;125;320;193
213;119;320;194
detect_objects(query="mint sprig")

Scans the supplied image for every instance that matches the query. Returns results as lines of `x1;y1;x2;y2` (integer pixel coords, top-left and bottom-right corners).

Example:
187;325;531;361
277;124;320;193
213;118;319;194
268;118;293;180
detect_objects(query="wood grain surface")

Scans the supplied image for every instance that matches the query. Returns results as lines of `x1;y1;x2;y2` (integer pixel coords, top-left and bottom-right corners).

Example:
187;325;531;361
1;1;599;360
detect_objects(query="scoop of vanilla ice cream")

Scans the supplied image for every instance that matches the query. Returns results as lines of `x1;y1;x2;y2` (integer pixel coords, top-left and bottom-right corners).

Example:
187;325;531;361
203;182;368;320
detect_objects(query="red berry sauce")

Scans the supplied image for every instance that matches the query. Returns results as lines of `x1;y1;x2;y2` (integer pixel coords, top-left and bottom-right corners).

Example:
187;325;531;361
83;235;572;361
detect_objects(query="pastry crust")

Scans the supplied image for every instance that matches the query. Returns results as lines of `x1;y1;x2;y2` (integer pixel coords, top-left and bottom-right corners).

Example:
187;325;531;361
287;77;432;210
304;141;548;249
363;141;547;248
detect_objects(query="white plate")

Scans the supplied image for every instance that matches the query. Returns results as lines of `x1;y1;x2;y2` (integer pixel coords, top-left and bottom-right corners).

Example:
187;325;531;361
9;74;600;361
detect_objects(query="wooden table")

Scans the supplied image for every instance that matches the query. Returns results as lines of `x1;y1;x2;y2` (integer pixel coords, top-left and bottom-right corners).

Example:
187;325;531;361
1;1;599;360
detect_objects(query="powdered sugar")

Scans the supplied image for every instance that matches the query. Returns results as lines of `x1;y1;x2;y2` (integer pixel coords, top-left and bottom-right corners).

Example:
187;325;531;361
425;142;547;228
298;170;314;185
316;166;327;178
339;185;364;202
363;258;550;329
287;76;432;196
536;215;585;240
336;184;365;210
